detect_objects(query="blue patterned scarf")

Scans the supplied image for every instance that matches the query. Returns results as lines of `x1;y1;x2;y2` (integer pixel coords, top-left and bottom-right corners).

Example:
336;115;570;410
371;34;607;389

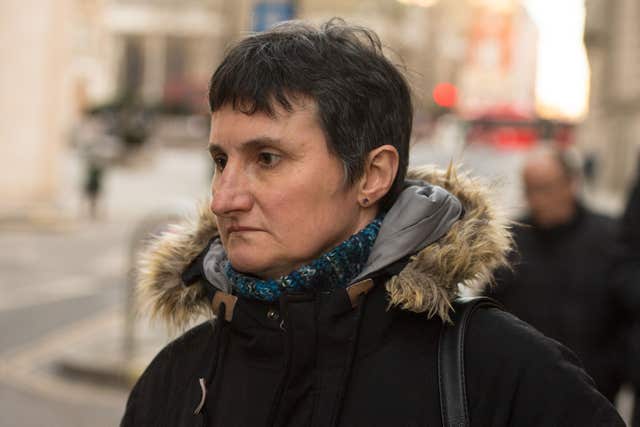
224;217;383;302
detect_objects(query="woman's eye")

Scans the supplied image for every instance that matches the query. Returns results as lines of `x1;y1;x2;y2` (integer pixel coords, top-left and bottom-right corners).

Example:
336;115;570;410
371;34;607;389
213;155;227;171
257;152;281;167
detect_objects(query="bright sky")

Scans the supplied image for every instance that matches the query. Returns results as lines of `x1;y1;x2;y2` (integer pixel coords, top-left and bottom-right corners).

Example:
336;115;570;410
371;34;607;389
523;0;589;120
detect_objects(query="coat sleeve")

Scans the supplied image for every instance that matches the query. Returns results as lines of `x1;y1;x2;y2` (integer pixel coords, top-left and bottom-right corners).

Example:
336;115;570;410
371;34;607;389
464;308;625;427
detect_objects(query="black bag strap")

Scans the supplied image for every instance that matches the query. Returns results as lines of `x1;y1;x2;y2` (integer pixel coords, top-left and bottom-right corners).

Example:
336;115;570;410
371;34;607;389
438;296;504;427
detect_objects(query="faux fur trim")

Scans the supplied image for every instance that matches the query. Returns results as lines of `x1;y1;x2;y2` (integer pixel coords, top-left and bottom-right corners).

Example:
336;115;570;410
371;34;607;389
135;203;218;331
386;165;512;322
136;166;512;329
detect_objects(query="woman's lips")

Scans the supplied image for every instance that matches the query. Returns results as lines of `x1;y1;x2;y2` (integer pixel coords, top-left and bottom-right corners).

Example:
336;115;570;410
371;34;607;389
226;225;262;234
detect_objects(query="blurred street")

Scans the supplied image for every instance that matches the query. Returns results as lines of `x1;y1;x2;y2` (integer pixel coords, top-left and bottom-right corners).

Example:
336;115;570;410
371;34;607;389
2;0;639;424
1;222;132;427
0;147;210;427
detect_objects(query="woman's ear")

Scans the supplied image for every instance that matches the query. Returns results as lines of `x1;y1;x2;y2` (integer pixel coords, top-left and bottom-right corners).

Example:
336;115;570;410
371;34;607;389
358;145;399;208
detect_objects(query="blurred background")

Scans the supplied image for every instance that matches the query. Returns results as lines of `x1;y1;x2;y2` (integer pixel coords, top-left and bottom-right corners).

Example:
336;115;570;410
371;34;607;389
1;0;638;425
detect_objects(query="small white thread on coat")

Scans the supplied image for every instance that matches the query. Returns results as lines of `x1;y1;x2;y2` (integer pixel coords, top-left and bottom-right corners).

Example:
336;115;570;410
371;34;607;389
194;377;207;415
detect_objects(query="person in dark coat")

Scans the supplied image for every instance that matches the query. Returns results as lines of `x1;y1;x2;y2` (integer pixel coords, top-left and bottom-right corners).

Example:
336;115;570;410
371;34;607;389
614;167;640;426
489;147;625;403
122;20;623;426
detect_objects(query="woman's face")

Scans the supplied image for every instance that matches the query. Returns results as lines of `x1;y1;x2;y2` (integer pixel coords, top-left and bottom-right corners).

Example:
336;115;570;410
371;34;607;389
209;101;372;279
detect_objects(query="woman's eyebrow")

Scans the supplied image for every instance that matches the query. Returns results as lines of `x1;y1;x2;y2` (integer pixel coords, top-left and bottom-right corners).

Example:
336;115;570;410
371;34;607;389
208;137;285;155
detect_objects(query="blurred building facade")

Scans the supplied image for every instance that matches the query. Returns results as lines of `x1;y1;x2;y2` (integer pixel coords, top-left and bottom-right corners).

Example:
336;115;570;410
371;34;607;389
580;0;640;211
297;0;462;111
0;0;74;216
1;0;239;218
72;0;236;112
1;0;542;218
457;2;537;117
298;0;536;116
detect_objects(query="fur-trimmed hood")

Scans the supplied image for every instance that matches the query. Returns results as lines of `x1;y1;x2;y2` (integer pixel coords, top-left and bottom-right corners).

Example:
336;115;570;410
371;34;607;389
136;166;512;330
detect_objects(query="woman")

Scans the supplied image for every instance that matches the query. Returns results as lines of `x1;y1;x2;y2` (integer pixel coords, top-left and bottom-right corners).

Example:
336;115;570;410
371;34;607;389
122;20;623;426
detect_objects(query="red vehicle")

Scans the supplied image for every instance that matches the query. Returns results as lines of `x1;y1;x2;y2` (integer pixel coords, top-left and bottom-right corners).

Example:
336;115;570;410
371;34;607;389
464;105;574;149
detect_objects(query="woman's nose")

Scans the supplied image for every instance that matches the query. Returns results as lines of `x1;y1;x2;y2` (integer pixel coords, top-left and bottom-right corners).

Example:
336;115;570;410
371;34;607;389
210;174;253;216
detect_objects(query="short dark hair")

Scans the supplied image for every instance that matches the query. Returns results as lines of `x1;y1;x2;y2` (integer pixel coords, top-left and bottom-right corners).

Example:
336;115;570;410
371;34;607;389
208;18;413;210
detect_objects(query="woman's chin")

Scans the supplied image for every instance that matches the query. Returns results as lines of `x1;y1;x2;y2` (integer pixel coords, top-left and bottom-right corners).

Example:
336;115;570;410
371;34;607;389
227;254;274;279
228;253;300;280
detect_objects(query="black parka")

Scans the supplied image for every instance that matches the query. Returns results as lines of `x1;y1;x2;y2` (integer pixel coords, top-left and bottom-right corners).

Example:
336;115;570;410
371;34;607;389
488;206;625;402
614;171;640;427
123;168;624;427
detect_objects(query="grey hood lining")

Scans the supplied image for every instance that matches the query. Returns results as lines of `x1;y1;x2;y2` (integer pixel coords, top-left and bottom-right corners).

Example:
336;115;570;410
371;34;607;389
351;183;462;283
203;240;232;294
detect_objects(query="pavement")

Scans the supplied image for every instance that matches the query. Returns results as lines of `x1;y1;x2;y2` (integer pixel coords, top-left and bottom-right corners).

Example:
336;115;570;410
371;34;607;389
1;221;138;427
0;146;210;426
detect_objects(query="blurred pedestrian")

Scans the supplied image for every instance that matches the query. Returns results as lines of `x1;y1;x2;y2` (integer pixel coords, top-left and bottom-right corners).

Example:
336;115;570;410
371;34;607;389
121;20;623;426
70;110;116;221
489;146;625;403
613;164;640;426
84;160;104;220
